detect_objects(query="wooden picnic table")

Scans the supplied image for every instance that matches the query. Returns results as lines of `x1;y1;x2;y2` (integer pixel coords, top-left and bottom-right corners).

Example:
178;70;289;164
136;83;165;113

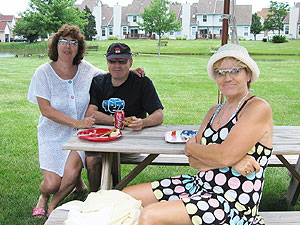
62;125;300;204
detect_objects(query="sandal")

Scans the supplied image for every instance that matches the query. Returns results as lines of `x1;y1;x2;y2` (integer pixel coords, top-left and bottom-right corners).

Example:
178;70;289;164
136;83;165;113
32;207;47;218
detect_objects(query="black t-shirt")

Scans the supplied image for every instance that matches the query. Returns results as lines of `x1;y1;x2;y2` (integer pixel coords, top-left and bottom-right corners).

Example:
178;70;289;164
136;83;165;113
89;71;164;118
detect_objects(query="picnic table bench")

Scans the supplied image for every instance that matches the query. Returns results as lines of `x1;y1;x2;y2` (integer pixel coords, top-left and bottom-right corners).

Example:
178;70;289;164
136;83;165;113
45;208;300;225
87;45;98;51
158;41;168;46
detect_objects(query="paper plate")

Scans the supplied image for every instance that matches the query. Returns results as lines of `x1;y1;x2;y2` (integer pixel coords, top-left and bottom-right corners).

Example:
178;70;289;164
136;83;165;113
164;130;197;143
77;128;122;142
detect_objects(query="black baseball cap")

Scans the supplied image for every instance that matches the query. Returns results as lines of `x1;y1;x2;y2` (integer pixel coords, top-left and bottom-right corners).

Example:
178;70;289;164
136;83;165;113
105;43;132;60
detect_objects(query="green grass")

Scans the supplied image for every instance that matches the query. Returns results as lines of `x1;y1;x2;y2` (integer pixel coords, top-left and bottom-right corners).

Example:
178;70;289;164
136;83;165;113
1;40;300;224
2;39;300;55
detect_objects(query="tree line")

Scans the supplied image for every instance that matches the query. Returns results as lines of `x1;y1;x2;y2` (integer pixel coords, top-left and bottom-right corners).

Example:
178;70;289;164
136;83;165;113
13;0;96;43
13;0;289;44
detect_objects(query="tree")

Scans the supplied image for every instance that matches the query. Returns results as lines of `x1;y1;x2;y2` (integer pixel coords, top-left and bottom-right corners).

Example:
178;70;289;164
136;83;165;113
250;13;263;40
13;16;43;43
13;0;87;42
138;0;181;56
263;1;289;35
81;6;97;41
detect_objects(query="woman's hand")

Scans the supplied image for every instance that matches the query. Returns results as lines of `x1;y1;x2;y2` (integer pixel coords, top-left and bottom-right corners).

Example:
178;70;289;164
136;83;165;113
74;114;95;129
184;135;197;157
131;67;145;77
232;155;261;176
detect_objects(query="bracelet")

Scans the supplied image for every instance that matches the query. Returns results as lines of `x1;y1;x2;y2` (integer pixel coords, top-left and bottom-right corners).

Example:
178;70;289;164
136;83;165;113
73;120;79;128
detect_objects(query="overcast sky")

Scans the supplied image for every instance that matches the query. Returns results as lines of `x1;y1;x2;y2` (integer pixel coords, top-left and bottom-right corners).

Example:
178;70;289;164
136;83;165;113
0;0;298;17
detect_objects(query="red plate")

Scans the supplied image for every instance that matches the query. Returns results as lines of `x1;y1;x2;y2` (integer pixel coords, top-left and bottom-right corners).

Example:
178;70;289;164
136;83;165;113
77;128;122;142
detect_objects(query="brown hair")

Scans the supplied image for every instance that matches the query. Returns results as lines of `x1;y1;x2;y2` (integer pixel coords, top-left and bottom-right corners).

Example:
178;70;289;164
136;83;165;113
48;24;87;65
213;57;252;88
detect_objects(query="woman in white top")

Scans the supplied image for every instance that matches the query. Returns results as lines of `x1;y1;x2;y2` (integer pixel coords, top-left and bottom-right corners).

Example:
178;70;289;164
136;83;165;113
28;25;143;217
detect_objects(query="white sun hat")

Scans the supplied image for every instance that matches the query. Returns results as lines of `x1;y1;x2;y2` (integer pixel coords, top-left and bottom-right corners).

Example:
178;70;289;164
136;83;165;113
207;44;260;84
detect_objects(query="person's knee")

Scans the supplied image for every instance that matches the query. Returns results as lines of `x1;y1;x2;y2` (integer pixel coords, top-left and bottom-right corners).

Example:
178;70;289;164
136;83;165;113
139;205;157;225
42;179;60;194
122;186;131;195
86;157;101;171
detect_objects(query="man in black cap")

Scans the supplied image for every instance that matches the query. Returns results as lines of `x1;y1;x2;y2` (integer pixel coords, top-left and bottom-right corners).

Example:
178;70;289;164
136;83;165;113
85;43;164;192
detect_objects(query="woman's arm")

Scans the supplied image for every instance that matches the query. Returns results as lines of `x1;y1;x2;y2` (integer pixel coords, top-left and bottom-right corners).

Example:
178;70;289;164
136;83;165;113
185;98;273;169
85;104;115;125
37;97;95;129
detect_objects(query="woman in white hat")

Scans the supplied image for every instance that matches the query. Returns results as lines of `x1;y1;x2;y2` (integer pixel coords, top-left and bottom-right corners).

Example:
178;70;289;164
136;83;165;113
123;44;273;225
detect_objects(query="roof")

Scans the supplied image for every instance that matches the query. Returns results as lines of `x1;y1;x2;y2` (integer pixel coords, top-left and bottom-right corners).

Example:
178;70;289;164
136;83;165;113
190;3;198;25
125;0;151;15
257;8;271;20
170;3;182;23
0;14;14;21
74;0;99;11
0;21;8;31
234;5;252;25
102;4;113;26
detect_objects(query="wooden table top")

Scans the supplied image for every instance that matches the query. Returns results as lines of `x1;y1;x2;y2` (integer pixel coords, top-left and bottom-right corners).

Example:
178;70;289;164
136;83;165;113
62;125;300;155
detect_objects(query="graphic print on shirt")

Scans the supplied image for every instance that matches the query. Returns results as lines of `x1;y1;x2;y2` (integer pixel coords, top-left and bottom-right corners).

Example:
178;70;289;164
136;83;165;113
102;98;125;115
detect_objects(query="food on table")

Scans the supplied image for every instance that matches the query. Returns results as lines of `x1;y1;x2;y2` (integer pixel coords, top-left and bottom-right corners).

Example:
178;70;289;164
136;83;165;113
122;116;134;126
100;128;118;137
109;129;120;137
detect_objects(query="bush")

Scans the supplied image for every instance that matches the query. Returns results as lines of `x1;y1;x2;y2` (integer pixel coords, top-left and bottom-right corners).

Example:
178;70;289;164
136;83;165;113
176;37;182;40
271;35;288;43
108;36;118;40
182;37;187;40
161;36;169;40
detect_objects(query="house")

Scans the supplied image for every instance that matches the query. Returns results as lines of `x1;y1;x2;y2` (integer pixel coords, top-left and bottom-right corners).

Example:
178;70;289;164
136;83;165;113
0;14;16;42
76;0;252;40
184;0;252;40
255;2;300;40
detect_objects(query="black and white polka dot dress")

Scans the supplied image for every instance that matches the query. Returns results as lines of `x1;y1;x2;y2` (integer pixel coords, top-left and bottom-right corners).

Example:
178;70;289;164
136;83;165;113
152;97;272;225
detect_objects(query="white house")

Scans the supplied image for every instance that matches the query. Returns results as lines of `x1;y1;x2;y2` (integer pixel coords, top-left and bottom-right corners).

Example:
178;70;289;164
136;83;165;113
254;2;300;41
77;0;252;40
0;14;16;42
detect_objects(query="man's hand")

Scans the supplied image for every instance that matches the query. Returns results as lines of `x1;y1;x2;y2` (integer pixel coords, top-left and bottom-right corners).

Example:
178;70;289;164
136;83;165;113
128;116;143;130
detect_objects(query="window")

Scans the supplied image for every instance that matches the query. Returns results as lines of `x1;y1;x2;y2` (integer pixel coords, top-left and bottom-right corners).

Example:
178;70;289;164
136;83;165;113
244;27;249;36
176;31;181;35
219;16;222;22
298;25;300;35
192;27;196;35
109;27;113;36
102;28;106;36
203;15;207;22
133;16;137;22
285;25;289;34
122;27;127;35
169;31;174;35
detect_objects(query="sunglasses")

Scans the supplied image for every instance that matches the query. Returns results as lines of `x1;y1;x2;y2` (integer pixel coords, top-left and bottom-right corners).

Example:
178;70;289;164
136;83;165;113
214;67;245;77
58;39;78;46
107;59;129;65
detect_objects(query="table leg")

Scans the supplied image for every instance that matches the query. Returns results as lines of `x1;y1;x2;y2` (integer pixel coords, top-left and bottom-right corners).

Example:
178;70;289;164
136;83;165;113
100;152;113;190
115;154;159;190
111;152;121;187
279;155;300;206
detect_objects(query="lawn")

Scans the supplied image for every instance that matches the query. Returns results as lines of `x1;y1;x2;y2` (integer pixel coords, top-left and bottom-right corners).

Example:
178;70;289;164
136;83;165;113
0;39;300;224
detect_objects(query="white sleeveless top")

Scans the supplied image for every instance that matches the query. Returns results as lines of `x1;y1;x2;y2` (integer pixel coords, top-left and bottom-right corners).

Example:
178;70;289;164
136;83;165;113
28;60;105;176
